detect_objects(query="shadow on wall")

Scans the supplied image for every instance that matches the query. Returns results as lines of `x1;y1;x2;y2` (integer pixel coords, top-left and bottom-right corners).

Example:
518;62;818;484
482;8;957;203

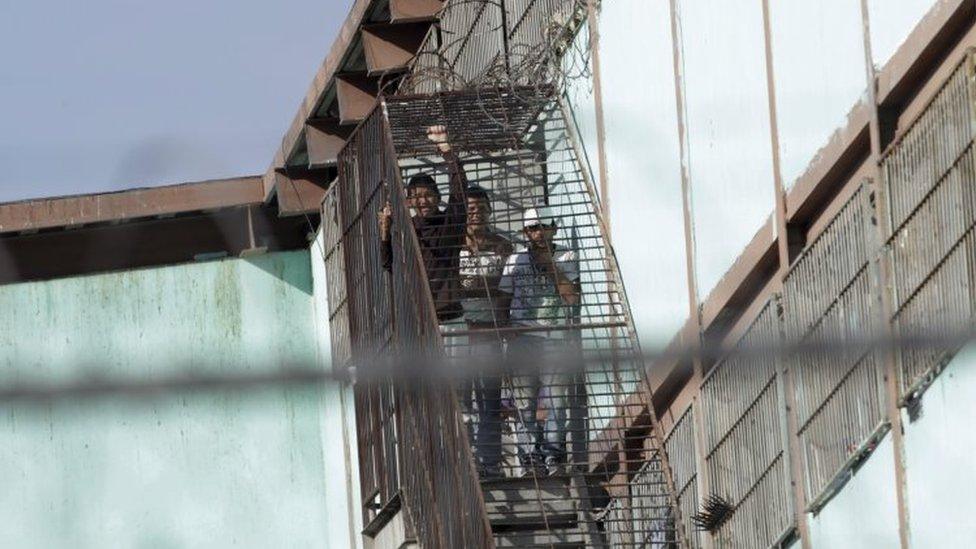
244;251;313;297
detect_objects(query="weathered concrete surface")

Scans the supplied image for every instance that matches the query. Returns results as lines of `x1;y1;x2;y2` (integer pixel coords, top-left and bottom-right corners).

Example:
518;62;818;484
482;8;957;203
0;250;357;548
806;347;976;548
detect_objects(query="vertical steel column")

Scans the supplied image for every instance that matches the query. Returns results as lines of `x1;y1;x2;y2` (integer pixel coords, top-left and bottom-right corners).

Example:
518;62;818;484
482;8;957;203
859;2;912;548
668;1;710;547
759;1;812;547
587;0;612;240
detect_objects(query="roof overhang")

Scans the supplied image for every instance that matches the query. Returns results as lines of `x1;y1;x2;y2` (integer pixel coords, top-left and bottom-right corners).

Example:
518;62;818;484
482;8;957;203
0;177;314;285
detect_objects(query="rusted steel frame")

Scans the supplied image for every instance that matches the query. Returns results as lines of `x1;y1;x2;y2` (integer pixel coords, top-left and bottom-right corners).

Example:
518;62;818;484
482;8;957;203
759;0;790;274
442;320;627;338
662;406;700;548
336;112;404;529
586;0;611;240
378;97;495;548
559;88;688;547
667;1;710;547
0;176;264;235
442;0;495;72
859;2;911;547
696;297;794;547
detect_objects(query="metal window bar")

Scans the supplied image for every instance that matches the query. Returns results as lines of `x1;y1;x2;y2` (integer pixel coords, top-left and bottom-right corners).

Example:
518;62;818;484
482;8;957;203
781;184;886;509
788;269;886;508
664;406;700;549
882;53;975;236
698;299;793;548
882;51;976;401
893;229;976;400
782;186;871;340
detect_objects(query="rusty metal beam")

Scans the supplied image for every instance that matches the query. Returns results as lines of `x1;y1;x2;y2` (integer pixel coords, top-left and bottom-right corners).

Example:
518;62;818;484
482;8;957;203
389;0;442;23
0;206;311;286
860;2;912;548
0;176;264;235
306;119;353;168
876;0;974;112
362;22;431;75
273;169;333;218
336;73;381;125
699;218;779;335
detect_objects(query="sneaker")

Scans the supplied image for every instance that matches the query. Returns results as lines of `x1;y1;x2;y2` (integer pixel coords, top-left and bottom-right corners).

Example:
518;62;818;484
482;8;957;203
478;464;504;480
545;456;567;477
521;464;549;479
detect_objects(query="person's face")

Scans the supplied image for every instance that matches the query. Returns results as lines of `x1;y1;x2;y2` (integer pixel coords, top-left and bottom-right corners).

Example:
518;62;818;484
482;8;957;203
524;223;556;248
408;186;440;218
466;197;491;230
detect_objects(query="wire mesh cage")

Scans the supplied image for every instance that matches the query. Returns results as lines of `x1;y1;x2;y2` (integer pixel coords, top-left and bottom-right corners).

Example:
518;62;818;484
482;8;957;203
321;85;684;547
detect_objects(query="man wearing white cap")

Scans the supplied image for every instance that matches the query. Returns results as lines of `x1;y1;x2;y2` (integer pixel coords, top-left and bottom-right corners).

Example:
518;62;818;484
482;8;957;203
498;205;580;476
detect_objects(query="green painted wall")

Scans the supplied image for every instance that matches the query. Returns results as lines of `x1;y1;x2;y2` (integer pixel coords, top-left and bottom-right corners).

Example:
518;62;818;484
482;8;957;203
0;250;359;548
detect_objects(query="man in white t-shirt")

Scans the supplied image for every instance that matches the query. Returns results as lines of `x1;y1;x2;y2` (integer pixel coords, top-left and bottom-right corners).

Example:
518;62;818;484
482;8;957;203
498;206;580;476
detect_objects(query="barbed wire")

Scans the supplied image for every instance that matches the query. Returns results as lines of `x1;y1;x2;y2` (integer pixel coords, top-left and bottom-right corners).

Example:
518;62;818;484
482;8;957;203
397;0;593;100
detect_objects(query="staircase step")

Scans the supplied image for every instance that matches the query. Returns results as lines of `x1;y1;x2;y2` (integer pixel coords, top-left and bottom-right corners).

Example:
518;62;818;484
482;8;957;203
493;529;586;548
482;475;579;529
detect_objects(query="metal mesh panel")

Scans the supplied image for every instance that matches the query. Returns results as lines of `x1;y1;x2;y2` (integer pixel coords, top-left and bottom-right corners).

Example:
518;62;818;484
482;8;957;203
894;229;976;397
603;458;675;548
783;186;871;339
713;456;791;549
401;0;586;93
699;301;792;547
665;407;700;549
322;187;351;368
631;459;675;548
436;0;503;85
796;352;884;506
781;183;885;508
328;106;495;547
882;57;975;234
789;267;885;506
881;54;976;400
889;146;976;311
409;26;443;95
325;86;682;547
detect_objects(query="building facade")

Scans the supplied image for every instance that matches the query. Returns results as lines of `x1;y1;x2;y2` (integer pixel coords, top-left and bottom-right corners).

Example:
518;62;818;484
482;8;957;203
3;1;976;548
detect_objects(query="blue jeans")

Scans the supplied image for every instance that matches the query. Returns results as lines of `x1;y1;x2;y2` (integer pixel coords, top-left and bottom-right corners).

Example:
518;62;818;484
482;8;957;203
507;335;570;465
452;329;504;470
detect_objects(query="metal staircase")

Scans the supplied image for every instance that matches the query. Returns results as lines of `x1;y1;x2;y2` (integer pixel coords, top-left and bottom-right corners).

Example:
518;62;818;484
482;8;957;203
321;85;685;548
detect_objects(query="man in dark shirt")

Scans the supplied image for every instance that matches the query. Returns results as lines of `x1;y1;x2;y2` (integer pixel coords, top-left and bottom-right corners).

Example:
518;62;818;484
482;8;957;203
378;125;467;323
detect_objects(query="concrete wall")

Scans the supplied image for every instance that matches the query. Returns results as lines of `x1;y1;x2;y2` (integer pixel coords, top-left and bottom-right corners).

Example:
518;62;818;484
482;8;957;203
569;1;936;342
803;347;976;548
902;345;976;547
0;249;360;548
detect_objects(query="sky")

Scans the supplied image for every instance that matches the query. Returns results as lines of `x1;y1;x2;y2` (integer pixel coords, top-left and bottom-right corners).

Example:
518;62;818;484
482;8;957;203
0;0;347;203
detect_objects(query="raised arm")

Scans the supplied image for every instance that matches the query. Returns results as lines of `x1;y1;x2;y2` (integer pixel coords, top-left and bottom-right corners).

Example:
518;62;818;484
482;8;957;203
536;248;580;306
427;125;467;226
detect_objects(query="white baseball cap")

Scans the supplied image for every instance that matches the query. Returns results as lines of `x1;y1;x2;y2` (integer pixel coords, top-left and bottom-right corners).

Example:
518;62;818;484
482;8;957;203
522;206;558;228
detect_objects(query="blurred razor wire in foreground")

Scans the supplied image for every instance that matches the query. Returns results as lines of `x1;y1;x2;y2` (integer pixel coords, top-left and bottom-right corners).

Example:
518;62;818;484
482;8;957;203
1;328;973;405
